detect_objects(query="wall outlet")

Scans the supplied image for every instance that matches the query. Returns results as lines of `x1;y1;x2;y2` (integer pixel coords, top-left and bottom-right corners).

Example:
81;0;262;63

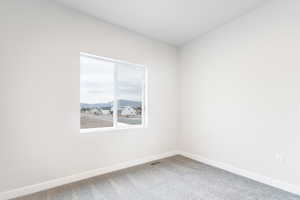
275;153;285;163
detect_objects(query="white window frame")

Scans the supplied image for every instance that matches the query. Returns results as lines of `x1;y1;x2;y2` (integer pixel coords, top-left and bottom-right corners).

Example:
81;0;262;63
80;52;148;133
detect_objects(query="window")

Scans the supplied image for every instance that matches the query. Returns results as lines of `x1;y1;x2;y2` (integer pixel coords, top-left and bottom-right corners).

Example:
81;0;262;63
80;53;146;131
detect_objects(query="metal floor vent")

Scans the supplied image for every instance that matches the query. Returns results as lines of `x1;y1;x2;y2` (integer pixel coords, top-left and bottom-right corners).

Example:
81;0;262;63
150;161;161;166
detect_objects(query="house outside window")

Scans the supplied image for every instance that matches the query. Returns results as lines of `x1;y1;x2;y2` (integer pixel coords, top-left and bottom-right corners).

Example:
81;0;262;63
80;53;147;132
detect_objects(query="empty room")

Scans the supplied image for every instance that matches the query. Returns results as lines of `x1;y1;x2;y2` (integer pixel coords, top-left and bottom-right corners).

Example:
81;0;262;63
1;0;300;199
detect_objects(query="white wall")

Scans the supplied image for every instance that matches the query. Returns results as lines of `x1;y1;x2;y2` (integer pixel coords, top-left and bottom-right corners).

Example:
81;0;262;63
179;0;300;188
2;0;300;196
0;0;179;193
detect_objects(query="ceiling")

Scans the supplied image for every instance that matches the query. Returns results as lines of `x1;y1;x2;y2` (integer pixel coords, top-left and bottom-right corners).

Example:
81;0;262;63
56;0;268;46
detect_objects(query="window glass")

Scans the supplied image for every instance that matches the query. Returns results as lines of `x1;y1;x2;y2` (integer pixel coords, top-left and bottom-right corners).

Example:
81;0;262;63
80;54;146;131
116;64;145;127
80;56;114;129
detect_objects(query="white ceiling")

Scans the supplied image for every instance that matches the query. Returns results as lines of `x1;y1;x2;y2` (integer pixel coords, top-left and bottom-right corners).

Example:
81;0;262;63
56;0;268;46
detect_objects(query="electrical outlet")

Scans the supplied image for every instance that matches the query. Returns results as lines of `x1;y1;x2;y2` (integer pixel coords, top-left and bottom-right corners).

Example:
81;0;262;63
275;153;285;163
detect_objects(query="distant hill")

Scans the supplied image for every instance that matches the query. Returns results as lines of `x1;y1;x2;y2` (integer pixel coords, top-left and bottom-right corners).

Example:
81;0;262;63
80;102;112;109
118;99;141;108
80;100;141;109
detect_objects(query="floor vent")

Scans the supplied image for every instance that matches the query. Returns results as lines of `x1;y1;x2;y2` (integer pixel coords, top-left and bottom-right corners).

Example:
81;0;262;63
150;161;161;166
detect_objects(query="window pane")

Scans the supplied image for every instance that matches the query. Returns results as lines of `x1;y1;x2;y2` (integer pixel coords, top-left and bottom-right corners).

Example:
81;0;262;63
80;55;114;129
116;64;145;127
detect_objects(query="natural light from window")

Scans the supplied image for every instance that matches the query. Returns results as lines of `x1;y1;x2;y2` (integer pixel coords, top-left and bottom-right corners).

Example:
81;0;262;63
80;53;146;131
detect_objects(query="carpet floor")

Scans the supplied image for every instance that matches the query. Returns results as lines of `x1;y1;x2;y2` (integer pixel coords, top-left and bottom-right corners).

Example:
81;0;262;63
12;155;300;200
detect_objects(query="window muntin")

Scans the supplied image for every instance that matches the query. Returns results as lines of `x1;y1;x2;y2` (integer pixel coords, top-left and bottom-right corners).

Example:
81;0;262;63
80;53;146;131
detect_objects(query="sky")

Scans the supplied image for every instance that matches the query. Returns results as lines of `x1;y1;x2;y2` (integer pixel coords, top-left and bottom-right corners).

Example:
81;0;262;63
80;55;144;104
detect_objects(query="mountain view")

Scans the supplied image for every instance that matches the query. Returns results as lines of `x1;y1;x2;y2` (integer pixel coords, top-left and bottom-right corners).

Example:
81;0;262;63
80;99;142;109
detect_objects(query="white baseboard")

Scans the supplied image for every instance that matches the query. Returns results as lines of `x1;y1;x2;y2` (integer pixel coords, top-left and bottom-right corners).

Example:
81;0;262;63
178;150;300;196
2;150;299;200
0;151;178;200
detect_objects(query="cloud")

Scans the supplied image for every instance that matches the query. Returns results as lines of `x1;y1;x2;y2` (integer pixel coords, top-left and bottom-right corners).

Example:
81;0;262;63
80;55;144;104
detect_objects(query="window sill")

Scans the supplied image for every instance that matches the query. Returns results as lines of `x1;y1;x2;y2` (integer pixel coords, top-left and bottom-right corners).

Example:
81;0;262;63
80;125;145;133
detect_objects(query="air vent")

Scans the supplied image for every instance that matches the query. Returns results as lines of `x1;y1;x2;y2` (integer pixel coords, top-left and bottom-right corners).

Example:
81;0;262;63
150;161;161;166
